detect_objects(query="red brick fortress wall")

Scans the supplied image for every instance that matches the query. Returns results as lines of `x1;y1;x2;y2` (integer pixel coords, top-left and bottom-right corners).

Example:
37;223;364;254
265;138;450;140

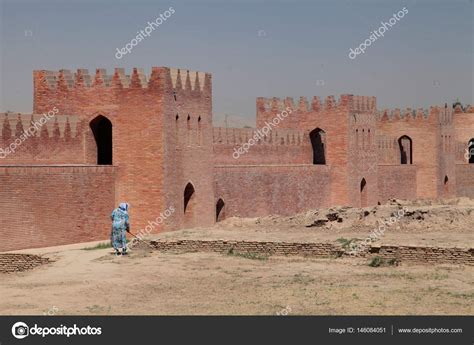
0;166;115;252
435;107;456;199
161;68;215;230
347;97;378;207
453;107;474;164
377;107;442;199
455;164;474;198
32;67;216;233
453;108;474;198
256;95;377;207
213;127;311;165
214;165;331;218
1;113;88;165
33;68;167;234
6;66;469;247
377;165;418;201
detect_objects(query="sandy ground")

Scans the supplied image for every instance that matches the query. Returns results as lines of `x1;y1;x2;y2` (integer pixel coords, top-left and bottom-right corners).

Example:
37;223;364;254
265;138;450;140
1;199;473;315
0;248;472;315
154;198;474;248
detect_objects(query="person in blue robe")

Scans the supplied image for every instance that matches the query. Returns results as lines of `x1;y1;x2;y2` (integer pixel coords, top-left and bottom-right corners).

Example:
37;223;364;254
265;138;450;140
110;202;130;255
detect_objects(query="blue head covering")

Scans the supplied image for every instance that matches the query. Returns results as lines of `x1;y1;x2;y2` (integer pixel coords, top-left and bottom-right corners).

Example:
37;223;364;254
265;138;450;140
119;202;129;212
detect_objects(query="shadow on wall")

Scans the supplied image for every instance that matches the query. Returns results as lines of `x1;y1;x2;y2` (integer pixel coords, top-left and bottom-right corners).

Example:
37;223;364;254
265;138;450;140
216;198;225;222
398;135;412;165
183;182;196;226
360;178;367;208
310;128;326;165
444;175;449;196
469;139;474;164
90;115;112;165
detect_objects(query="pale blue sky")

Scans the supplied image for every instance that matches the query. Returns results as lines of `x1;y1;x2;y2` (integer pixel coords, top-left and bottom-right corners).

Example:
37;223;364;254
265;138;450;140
0;0;472;125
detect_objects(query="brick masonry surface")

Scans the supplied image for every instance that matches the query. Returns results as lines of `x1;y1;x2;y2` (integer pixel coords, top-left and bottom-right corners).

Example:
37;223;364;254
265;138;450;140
1;67;474;252
0;254;50;273
145;239;474;265
0;166;115;252
368;245;474;265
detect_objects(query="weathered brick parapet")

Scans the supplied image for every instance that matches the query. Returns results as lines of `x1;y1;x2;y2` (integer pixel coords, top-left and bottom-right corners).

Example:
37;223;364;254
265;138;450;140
0;254;51;273
146;239;473;265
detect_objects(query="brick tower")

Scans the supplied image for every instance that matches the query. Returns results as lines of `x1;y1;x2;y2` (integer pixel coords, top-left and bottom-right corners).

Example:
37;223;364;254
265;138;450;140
33;67;215;233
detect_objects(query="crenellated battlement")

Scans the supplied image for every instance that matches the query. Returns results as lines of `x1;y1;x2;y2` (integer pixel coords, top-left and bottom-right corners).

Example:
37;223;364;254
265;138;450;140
0;112;87;164
257;95;334;113
34;67;211;93
37;68;140;89
376;106;453;125
377;108;429;121
169;68;209;92
33;66;213;115
1;113;81;140
213;127;308;146
351;95;377;112
256;94;376;114
453;104;474;113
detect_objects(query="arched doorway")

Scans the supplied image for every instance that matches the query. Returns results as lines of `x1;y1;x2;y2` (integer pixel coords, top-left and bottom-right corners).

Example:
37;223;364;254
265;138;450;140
360;178;367;208
309;128;326;164
184;183;195;214
90;115;112;165
468;139;474;164
398;135;412;164
216;198;225;222
443;175;449;196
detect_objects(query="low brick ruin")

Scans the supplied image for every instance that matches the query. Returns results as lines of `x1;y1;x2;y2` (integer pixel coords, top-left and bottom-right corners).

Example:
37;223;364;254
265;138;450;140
145;239;473;266
0;254;51;273
368;245;473;265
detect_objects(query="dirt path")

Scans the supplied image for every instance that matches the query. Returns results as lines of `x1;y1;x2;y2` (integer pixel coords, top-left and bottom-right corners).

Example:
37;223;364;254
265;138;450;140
1;247;472;315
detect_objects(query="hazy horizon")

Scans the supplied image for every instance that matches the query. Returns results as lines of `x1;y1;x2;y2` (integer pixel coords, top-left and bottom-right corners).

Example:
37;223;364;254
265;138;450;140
0;0;472;126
